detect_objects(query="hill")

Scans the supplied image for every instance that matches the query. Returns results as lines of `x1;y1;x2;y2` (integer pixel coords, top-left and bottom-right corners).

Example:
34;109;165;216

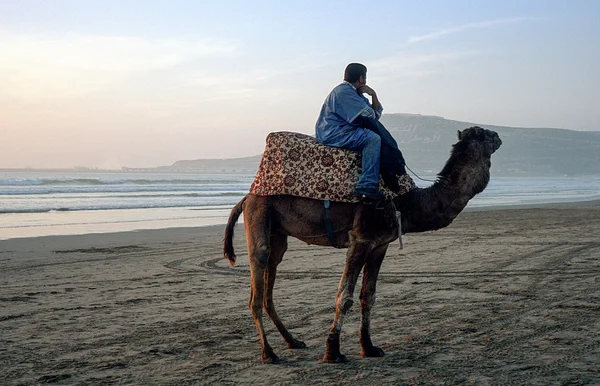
140;114;600;176
381;114;600;176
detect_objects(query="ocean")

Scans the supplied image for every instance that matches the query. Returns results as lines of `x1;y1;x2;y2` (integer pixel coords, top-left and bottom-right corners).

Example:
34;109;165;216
1;171;599;240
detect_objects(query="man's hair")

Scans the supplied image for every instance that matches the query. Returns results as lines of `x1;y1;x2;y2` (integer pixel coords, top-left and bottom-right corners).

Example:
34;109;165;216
344;63;367;83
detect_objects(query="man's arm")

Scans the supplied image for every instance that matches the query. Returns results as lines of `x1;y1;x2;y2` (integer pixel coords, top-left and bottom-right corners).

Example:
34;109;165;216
360;85;381;110
358;85;383;120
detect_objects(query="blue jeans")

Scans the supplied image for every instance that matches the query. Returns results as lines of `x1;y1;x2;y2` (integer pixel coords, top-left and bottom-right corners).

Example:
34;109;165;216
355;117;406;175
319;128;381;191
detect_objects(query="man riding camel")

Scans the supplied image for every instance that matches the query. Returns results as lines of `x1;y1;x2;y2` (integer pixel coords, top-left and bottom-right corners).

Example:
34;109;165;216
315;63;406;202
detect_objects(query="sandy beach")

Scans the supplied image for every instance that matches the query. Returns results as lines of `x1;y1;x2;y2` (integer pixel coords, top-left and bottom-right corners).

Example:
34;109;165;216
1;201;599;385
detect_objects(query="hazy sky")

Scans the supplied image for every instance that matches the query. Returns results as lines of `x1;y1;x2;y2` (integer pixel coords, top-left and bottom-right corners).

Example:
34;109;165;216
1;0;599;168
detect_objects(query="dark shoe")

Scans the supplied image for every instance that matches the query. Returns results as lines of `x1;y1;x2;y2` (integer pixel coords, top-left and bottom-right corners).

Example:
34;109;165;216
354;187;385;202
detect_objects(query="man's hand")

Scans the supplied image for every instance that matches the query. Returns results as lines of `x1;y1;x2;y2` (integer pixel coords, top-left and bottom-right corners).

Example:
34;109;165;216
359;85;381;111
359;85;377;96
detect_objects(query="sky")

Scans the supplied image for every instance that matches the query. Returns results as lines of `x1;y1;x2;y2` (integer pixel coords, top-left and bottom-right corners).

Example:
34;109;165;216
1;0;599;169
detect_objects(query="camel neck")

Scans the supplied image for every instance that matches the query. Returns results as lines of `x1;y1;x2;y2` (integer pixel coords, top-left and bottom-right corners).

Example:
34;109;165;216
397;153;492;233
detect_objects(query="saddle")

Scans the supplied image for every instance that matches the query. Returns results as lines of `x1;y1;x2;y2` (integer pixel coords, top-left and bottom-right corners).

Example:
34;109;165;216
249;131;415;203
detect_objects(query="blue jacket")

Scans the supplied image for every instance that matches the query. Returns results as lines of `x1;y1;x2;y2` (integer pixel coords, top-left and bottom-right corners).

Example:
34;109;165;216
315;82;383;144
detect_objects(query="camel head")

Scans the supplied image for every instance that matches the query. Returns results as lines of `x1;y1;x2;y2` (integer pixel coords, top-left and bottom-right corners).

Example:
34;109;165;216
457;126;502;157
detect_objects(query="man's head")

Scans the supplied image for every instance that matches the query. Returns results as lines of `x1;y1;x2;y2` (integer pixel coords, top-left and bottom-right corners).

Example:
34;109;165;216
344;63;367;86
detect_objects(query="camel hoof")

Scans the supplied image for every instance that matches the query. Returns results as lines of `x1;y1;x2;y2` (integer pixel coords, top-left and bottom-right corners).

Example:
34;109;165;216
322;353;349;363
287;339;306;349
361;346;385;357
262;352;280;364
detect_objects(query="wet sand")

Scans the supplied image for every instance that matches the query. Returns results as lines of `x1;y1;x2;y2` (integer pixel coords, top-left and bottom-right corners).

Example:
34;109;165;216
1;201;599;385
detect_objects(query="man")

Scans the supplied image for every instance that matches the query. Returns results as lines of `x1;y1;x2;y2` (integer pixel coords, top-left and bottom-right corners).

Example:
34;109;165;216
315;63;405;201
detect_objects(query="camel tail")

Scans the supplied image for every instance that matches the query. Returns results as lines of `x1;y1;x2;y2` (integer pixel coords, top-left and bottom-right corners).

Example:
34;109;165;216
223;195;247;267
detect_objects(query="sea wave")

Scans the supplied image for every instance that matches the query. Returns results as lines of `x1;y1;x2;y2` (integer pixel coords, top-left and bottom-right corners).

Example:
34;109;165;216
0;199;244;214
0;177;252;186
0;186;251;196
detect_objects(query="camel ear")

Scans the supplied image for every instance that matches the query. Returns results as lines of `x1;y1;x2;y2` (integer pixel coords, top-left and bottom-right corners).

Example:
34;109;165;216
457;130;462;140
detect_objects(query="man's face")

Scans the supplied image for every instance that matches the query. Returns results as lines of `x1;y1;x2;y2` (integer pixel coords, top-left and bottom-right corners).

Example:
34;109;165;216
359;74;367;86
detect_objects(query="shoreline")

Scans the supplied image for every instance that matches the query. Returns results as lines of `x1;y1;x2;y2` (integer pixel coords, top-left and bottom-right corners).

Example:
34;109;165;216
2;199;599;245
464;197;600;211
2;173;600;241
0;206;235;241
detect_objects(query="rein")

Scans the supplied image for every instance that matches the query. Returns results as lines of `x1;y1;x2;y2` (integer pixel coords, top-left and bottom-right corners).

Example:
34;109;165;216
323;200;341;248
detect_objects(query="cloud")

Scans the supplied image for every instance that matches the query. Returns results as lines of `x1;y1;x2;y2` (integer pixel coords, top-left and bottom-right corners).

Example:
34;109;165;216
180;58;328;102
407;17;538;44
0;30;237;99
368;50;483;82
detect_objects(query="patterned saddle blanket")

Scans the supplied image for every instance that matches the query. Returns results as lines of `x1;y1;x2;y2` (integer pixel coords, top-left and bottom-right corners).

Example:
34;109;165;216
249;131;416;203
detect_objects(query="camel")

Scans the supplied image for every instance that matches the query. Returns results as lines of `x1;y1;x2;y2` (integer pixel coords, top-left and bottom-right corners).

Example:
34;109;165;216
223;126;502;363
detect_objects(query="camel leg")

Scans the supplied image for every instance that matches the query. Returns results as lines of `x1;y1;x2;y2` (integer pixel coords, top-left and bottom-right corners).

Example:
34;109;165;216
264;234;306;349
359;243;388;357
323;235;370;363
245;203;279;363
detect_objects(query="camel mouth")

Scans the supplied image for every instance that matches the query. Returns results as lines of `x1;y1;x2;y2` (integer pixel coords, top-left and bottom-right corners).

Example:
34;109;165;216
485;130;502;153
493;135;502;152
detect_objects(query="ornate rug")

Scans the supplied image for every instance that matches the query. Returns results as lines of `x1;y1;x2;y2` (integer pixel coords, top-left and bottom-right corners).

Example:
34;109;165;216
249;131;416;203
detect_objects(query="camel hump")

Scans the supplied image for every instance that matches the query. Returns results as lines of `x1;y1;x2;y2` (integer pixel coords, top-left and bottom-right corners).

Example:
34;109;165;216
250;131;415;203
